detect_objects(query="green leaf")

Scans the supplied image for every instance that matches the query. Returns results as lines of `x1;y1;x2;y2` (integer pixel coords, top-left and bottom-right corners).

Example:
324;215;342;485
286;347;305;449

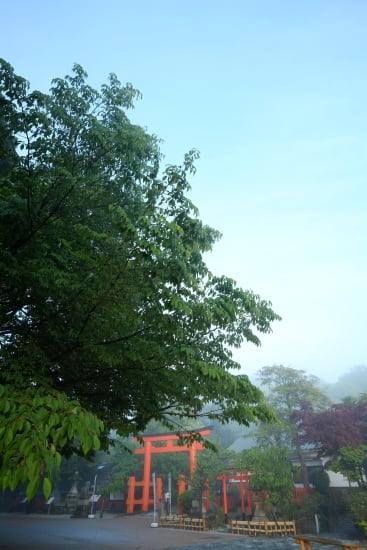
93;434;101;450
42;477;52;500
26;476;40;501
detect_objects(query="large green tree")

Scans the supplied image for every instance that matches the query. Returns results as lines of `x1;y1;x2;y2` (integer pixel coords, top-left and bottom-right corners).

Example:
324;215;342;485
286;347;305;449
255;366;330;487
0;60;279;499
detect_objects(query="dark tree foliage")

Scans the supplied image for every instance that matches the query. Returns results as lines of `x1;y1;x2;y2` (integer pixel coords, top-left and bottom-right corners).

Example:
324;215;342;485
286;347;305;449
0;60;280;498
294;397;367;530
293;399;367;456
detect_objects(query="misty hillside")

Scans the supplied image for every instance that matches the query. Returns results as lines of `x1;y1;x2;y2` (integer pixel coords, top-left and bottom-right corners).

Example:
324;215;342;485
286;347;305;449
321;365;367;402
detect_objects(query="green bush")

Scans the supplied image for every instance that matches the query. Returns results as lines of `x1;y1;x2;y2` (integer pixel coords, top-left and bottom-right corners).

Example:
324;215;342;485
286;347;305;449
178;489;193;515
347;490;367;537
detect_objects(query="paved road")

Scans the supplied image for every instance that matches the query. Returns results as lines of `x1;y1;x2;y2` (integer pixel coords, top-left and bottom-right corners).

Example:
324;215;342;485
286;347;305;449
0;513;302;550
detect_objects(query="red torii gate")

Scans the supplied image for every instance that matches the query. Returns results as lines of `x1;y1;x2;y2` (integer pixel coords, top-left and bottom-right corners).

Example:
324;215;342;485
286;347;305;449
217;469;254;521
127;427;212;513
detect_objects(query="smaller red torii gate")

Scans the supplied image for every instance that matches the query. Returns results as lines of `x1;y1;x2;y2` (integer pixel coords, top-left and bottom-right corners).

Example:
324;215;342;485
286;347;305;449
217;469;254;521
127;427;211;513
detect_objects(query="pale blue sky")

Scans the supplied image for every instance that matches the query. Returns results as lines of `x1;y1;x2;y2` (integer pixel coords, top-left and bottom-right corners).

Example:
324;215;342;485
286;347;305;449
2;0;366;382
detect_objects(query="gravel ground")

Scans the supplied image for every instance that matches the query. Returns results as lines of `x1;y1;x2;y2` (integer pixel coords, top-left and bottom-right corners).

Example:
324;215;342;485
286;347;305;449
0;513;365;550
156;536;300;550
156;534;366;550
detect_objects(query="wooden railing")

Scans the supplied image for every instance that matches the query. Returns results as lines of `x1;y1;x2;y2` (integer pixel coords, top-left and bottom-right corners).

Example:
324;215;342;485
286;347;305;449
230;519;297;536
294;535;366;550
159;515;207;531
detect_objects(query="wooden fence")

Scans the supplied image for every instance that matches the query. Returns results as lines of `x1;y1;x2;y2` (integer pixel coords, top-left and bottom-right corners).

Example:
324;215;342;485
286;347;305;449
159;515;207;531
230;519;297;536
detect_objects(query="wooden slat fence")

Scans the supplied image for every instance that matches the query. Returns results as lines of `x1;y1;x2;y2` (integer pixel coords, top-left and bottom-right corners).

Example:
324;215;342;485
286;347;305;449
159;515;207;531
230;519;297;536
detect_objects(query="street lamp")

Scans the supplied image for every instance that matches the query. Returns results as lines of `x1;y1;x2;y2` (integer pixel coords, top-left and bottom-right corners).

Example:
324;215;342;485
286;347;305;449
88;465;105;519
